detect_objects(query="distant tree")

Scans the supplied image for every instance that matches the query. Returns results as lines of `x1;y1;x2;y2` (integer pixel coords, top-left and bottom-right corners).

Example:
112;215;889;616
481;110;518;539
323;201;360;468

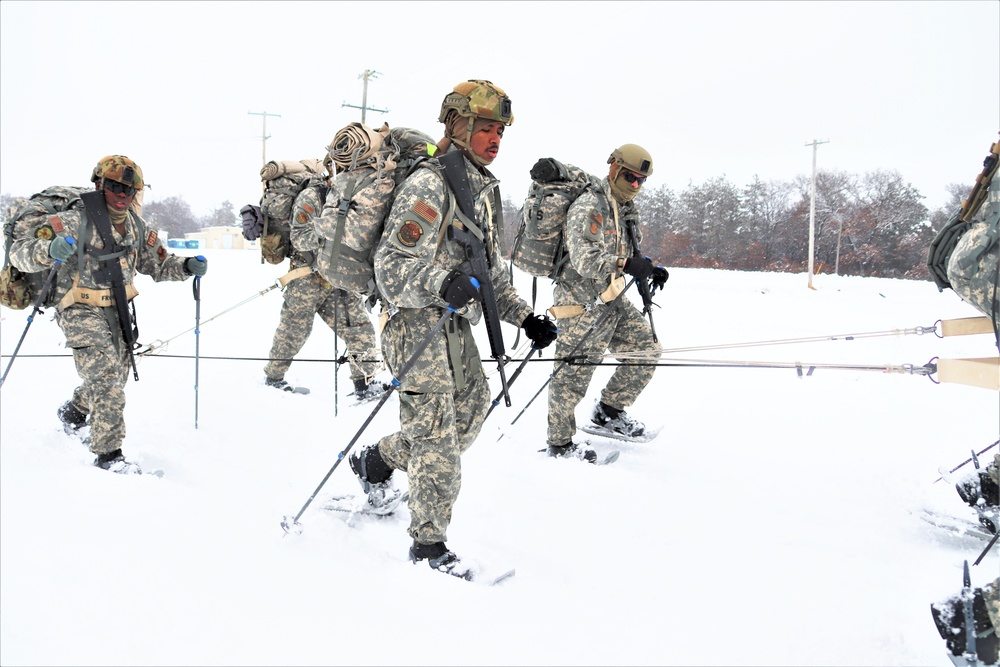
142;196;199;238
0;192;19;218
501;195;521;258
201;200;237;229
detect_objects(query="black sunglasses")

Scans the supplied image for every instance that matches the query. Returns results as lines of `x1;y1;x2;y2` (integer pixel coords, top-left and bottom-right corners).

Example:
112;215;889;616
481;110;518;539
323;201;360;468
621;170;647;186
104;180;136;197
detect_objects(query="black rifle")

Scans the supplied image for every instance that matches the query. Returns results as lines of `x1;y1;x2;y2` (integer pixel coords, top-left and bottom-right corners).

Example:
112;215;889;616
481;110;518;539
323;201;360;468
625;219;659;343
439;151;511;406
80;191;140;381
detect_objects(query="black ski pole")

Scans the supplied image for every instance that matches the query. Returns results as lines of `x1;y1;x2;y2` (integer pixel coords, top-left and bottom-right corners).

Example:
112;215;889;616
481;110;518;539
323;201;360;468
933;439;999;483
0;239;73;391
193;262;203;429
281;309;452;534
502;278;637;436
484;346;541;421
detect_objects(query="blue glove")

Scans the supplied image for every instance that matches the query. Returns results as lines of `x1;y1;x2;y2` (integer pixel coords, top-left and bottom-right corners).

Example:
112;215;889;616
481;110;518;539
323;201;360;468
48;236;75;261
184;255;208;277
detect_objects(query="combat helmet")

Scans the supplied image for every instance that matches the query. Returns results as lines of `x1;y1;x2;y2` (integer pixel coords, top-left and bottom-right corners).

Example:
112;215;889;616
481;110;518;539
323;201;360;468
608;144;653;177
91;155;144;191
438;80;513;165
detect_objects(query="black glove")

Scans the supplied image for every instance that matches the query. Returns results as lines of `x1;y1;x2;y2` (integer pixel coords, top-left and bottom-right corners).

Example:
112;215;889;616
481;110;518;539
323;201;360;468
522;313;558;349
440;270;482;310
184;256;208;277
623;255;654;283
241;204;263;241
651;266;669;291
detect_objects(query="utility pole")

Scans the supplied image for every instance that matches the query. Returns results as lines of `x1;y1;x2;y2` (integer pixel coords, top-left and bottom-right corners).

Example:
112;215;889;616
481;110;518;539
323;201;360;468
805;139;830;290
248;110;281;167
341;69;388;125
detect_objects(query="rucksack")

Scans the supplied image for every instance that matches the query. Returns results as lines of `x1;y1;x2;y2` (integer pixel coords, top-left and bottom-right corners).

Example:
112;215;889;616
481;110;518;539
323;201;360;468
257;159;329;265
511;157;605;280
1;185;88;310
314;123;437;299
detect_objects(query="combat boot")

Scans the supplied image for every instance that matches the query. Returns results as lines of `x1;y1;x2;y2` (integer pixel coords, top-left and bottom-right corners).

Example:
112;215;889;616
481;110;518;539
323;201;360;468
57;401;88;435
349;443;398;510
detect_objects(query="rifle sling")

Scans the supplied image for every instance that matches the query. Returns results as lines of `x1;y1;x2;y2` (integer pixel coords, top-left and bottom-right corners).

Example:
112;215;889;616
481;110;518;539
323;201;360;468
79;191;140;378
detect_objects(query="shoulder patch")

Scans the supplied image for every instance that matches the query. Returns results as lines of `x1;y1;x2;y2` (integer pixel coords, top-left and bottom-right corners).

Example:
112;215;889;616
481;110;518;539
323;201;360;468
35;225;55;240
589;209;604;225
295;211;310;225
146;230;158;247
48;215;65;232
413;200;439;224
157;245;167;260
301;203;315;216
397;220;424;248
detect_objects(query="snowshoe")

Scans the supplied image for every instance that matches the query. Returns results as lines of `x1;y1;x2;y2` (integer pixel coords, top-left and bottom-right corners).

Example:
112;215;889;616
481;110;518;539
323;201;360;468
580;401;661;443
265;377;310;395
347;379;388;404
94;449;142;475
541;441;619;466
57;400;88;436
931;585;999;664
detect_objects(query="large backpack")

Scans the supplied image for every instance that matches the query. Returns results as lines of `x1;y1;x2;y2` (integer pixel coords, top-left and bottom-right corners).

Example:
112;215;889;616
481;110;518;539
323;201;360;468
1;186;88;310
511;157;605;280
314;123;437;300
257;159;329;264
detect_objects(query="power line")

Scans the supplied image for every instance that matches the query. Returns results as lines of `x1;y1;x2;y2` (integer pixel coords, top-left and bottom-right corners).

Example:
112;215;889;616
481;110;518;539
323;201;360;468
341;70;388;125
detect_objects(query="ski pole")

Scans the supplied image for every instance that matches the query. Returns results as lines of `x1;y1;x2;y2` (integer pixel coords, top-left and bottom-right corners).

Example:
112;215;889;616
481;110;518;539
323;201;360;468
193;259;203;429
281;309;452;534
333;295;339;417
484;346;541;421
0;239;72;390
503;278;637;435
933;439;999;483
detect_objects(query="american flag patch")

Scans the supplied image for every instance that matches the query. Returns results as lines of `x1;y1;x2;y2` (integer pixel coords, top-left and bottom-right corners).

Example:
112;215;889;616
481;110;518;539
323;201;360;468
413;200;438;224
146;230;158;247
48;215;64;232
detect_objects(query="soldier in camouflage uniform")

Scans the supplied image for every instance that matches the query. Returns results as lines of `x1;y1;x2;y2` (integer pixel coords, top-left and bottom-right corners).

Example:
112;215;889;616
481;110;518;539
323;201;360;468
8;155;207;474
545;145;667;460
947;147;999;521
348;80;557;578
263;180;382;398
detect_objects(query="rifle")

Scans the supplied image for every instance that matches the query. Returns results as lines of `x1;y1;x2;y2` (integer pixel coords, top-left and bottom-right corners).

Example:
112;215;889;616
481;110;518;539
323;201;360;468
439;150;511;407
80;191;140;381
625;219;659;343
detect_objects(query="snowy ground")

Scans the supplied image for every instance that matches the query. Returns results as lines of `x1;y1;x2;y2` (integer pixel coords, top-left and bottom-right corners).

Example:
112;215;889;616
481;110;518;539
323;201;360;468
1;250;997;666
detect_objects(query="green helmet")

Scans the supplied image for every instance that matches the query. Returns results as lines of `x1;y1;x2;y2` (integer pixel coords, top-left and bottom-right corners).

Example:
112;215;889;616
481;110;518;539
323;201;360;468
438;79;514;126
608;144;653;177
91;154;144;190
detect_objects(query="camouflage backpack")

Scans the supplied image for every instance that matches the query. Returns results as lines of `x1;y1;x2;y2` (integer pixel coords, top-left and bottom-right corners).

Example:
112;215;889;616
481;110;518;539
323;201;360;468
256;159;329;265
313;123;437;300
511;157;606;280
1;186;88;310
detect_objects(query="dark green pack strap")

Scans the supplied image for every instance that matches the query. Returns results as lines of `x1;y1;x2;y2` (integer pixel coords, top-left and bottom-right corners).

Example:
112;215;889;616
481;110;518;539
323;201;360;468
79;190;139;380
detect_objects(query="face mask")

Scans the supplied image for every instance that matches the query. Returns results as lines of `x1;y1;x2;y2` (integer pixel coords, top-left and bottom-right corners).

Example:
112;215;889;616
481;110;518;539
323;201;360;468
609;169;641;203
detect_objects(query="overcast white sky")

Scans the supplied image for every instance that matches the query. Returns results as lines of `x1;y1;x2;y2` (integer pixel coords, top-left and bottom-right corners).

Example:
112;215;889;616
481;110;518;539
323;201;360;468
1;1;998;218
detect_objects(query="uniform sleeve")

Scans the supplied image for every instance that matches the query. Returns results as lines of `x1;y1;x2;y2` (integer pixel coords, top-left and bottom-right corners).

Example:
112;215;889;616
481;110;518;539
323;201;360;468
374;168;454;310
564;189;619;281
289;186;322;254
133;214;190;281
9;209;83;273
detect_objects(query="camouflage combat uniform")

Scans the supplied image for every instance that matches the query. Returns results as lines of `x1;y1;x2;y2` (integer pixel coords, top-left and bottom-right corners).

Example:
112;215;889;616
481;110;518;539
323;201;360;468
947;168;999;494
373;147;532;545
264;185;381;385
9;192;191;456
546;177;661;448
946;167;999;331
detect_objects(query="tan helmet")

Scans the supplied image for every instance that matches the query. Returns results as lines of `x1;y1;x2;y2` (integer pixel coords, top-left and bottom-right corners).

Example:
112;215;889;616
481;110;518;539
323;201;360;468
91;155;144;190
438;79;514;126
608;144;653;177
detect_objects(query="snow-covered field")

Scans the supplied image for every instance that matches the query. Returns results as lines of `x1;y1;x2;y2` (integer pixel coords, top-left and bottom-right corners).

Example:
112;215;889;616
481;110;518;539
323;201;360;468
1;249;997;666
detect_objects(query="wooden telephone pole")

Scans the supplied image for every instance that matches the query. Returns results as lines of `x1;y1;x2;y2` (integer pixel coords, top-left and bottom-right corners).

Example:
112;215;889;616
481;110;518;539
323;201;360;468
341;69;388;124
